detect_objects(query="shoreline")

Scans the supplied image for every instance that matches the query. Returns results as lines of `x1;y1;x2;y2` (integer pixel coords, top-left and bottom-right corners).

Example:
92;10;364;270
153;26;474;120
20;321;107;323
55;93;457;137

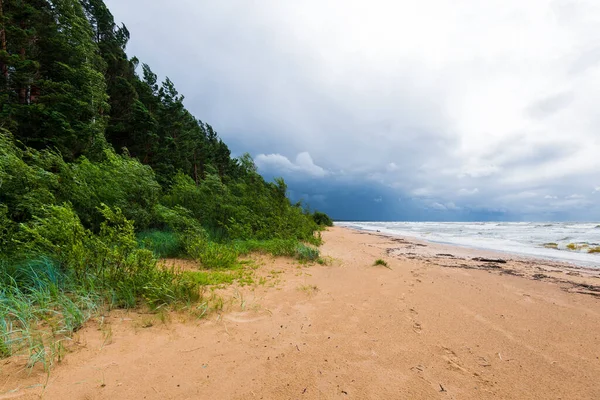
2;226;600;399
337;222;600;268
350;227;600;298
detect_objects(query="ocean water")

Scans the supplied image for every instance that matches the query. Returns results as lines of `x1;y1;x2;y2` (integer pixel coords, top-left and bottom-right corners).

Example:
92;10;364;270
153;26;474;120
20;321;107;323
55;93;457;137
336;221;600;267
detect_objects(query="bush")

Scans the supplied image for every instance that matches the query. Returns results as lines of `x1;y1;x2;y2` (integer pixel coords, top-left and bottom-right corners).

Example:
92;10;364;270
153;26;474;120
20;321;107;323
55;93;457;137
66;150;161;231
0;205;201;365
234;239;320;262
295;243;320;262
312;211;333;227
188;241;238;269
138;230;184;258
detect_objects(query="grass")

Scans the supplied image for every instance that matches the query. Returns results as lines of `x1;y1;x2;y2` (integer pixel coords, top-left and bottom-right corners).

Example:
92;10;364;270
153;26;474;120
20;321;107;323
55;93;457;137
138;230;184;258
233;239;320;262
1;231;323;369
588;246;600;254
188;242;238;269
0;255;199;368
297;284;319;296
182;267;254;287
373;259;391;269
543;242;558;249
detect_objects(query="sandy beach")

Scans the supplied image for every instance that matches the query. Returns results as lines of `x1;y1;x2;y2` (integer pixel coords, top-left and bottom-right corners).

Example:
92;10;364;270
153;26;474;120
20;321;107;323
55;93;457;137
2;226;600;399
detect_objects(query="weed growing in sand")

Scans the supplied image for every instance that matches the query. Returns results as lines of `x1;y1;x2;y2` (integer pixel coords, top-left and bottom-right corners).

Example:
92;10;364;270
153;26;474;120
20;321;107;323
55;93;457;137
298;284;319;296
588;247;600;254
373;259;391;269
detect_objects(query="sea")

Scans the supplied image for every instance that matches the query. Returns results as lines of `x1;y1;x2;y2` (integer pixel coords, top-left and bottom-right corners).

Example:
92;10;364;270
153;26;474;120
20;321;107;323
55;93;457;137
336;221;600;268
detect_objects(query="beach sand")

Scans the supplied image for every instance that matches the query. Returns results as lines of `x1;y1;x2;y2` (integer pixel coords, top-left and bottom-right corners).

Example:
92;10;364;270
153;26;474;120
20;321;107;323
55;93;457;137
2;226;600;399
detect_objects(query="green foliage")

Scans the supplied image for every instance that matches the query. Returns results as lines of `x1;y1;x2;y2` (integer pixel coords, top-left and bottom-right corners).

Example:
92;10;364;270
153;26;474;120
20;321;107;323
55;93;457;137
373;259;389;268
312;211;334;227
138;230;184;258
16;204;90;276
0;206;199;365
0;0;330;368
234;239;320;262
188;242;238;270
234;239;299;257
182;269;250;287
66;149;161;231
295;243;320;262
0;132;60;223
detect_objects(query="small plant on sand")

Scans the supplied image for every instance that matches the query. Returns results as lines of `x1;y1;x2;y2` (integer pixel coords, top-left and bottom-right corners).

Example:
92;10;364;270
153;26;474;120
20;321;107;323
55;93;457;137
295;243;320;262
543;242;558;249
588;246;600;254
298;284;319;296
373;259;390;269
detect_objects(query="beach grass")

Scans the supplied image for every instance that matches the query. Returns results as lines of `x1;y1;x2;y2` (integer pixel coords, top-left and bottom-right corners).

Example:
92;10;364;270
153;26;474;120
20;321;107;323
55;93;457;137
373;259;390;269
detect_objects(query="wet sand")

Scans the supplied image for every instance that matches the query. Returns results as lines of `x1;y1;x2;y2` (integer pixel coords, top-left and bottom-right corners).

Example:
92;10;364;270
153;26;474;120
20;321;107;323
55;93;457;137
2;226;600;399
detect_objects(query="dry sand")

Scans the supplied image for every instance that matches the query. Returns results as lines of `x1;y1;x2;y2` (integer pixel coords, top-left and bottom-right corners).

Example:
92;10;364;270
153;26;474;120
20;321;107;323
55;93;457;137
2;226;600;399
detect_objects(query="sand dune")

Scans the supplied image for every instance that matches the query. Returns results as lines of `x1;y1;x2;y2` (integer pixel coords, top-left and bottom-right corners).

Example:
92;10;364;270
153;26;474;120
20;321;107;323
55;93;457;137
2;227;600;399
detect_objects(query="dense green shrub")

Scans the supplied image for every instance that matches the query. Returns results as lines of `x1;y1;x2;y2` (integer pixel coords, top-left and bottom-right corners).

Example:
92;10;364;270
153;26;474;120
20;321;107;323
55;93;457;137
188;242;238;269
66;150;161;231
312;211;334;227
0;0;334;367
138;230;184;258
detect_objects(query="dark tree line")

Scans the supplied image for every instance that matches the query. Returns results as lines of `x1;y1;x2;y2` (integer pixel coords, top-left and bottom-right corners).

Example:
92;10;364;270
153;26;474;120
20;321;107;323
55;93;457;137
0;0;331;240
1;0;237;184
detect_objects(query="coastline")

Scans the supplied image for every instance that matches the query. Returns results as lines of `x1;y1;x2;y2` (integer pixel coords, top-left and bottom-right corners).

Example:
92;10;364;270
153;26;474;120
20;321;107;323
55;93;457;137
2;226;600;399
348;227;600;298
337;221;600;268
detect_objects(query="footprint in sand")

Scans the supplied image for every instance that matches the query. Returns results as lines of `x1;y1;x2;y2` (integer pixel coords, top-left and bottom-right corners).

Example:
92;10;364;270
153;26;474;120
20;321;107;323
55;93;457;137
223;312;268;323
441;347;468;373
412;321;423;334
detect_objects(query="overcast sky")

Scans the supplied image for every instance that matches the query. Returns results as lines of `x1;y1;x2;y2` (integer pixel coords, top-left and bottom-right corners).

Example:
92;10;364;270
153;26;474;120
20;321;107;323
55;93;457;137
105;0;600;221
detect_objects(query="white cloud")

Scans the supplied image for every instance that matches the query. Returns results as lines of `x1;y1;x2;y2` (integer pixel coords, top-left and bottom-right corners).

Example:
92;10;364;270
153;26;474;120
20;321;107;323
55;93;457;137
458;165;500;179
386;162;399;172
255;152;328;177
458;188;479;196
430;202;447;210
411;187;434;197
566;194;585;199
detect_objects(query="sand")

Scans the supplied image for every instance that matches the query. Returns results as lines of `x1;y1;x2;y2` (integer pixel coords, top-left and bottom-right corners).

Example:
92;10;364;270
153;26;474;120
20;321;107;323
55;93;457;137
2;226;600;399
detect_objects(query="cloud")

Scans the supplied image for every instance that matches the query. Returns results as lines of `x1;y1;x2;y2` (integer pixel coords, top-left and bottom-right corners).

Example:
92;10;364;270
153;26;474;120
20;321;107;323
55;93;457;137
105;0;600;220
386;162;399;172
526;92;573;119
255;152;328;177
458;188;479;196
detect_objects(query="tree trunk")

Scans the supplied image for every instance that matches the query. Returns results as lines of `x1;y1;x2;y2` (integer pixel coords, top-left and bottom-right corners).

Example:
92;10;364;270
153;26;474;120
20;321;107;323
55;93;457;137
0;0;8;80
193;150;199;184
18;45;25;103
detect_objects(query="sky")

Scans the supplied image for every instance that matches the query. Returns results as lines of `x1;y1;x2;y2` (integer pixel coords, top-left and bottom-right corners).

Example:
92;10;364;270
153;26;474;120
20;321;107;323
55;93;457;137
104;0;600;221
